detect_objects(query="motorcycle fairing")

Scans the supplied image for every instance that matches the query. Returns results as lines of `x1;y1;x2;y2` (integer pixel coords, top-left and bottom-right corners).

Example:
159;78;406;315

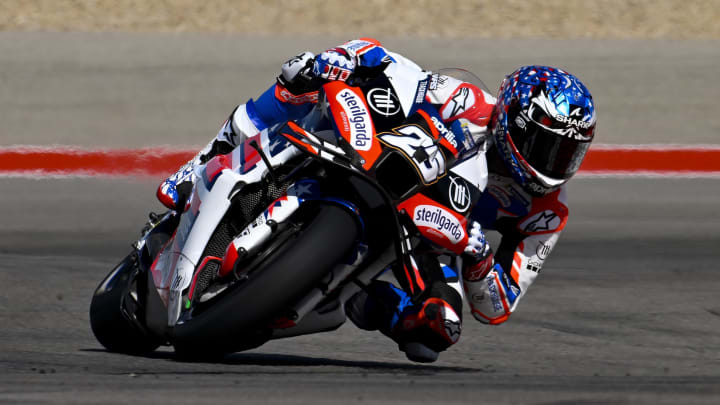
217;180;322;278
278;121;360;169
321;66;434;172
151;128;302;326
397;193;469;255
380;62;431;118
323;82;383;170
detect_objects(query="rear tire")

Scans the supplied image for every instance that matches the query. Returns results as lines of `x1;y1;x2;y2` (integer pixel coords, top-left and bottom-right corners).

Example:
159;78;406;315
172;203;359;358
89;254;163;354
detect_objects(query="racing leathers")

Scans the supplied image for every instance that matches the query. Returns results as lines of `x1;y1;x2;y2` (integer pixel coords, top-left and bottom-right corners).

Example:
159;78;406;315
462;153;568;324
157;38;567;360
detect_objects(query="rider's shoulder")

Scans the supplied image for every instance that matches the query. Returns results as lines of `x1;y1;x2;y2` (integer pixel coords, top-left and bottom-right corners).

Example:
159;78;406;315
515;186;570;235
529;186;570;220
426;74;495;124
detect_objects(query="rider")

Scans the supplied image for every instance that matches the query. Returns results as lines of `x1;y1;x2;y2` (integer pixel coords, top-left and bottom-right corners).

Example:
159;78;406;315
156;38;596;362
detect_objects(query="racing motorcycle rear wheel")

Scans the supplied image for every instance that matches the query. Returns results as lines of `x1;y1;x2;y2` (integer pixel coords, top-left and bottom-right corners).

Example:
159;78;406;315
171;202;360;359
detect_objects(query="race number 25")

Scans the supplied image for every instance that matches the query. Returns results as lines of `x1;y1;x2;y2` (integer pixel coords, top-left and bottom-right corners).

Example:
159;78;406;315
378;124;446;184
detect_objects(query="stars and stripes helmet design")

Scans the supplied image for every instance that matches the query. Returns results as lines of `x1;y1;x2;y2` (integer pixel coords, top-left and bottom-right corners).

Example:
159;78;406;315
491;66;596;195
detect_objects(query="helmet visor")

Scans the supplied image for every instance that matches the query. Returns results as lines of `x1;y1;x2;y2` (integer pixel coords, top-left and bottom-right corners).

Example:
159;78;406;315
509;118;592;180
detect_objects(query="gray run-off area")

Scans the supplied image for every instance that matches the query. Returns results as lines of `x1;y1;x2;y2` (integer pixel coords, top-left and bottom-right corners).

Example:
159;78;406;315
1;33;719;147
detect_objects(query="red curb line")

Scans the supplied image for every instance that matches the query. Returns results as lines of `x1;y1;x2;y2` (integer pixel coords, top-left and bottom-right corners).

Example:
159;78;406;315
1;145;720;178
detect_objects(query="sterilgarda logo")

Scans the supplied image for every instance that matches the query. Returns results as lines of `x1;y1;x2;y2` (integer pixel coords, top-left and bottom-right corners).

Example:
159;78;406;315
336;89;373;151
413;205;465;244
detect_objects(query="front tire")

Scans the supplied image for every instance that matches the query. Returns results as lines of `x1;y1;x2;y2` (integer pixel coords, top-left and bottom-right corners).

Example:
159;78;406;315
172;203;360;357
89;254;163;354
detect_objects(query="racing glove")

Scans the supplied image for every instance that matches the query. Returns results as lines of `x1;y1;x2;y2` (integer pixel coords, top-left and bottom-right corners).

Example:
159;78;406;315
277;51;318;95
462;221;494;281
313;47;356;82
461;221;520;324
312;38;393;84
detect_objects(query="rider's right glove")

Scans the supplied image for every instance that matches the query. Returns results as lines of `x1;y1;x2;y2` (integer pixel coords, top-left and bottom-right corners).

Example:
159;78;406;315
313;48;356;82
462;221;494;281
312;38;393;83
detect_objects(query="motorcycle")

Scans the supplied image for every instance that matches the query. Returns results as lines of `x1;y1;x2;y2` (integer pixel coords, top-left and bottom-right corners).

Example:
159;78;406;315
90;65;490;362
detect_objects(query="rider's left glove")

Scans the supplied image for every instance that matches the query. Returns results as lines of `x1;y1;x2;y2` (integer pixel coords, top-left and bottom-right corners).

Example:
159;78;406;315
280;51;315;84
276;51;317;95
462;221;494;281
464;221;490;257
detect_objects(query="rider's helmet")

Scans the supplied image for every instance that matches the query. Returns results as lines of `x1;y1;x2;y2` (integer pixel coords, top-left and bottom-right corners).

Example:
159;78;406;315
490;65;596;196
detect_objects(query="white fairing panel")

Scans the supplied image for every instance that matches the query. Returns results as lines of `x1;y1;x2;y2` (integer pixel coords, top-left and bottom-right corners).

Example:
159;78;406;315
161;129;302;325
450;150;488;193
383;62;430;116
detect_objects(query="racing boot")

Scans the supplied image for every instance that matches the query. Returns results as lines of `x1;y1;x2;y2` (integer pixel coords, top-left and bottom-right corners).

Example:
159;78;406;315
156;137;234;210
346;278;462;363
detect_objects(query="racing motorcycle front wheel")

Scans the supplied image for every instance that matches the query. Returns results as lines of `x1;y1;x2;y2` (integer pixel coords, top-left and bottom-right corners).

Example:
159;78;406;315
171;202;360;359
89;253;165;354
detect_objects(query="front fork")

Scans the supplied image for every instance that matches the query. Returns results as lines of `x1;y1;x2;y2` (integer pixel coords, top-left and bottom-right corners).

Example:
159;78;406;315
204;179;368;328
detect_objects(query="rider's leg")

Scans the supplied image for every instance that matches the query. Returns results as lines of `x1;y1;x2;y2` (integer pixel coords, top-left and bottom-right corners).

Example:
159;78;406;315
346;251;463;363
157;104;263;209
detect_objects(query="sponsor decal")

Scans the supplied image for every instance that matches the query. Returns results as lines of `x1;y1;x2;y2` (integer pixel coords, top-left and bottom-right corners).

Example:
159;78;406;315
367;87;401;117
536;242;552;260
430;116;457;148
522;210;561;233
554;105;591;130
239;213;266;237
335;89;373;151
488;184;512;208
525;179;552;195
555;114;592;129
444;320;461;342
415;79;428;104
487;278;503;312
171;274;184;290
529;93;593;141
526;260;542;273
429;73;449;90
448;176;471;213
344;39;375;53
413;204;465;243
276;87;319;105
460;121;476;150
429;74;439;90
284;53;307;67
448;87;470;117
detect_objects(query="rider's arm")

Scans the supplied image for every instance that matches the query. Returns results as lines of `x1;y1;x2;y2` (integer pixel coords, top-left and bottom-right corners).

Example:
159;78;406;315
462;188;569;324
228;38;398;143
228;51;319;142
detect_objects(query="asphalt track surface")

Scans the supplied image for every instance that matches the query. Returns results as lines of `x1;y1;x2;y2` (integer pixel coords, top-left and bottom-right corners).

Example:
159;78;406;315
1;34;720;403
